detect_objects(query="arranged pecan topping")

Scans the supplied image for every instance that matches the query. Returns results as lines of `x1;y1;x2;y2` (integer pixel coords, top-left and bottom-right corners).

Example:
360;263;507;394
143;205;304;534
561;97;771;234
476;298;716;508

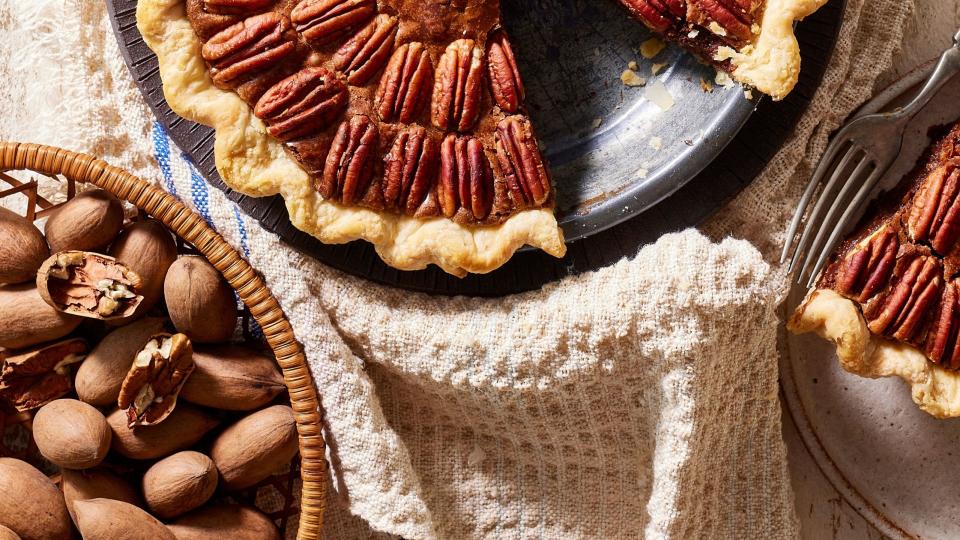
0;339;87;412
486;29;525;114
118;333;195;427
496;116;550;208
254;67;349;141
619;0;686;33
861;250;942;342
332;14;398;86
383;127;439;215
439;134;494;220
203;0;274;15
690;0;761;44
318;115;379;204
835;226;899;303
926;280;960;370
37;251;144;321
431;39;485;132
906;161;960;255
376;42;434;124
291;0;376;47
201;12;297;86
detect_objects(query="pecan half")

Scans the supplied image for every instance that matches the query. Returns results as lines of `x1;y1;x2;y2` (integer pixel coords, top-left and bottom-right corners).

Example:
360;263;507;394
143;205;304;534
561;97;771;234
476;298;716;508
862;250;942;342
619;0;687;33
495;116;551;208
376;42;434;124
201;12;297;87
906;160;960;255
431;39;485;132
291;0;376;47
37;251;144;321
486;29;525;113
204;0;274;15
332;14;398;86
690;0;761;44
254;67;349;141
439;134;493;220
118;333;195;428
318;115;379;204
383;127;439;214
0;339;87;412
835;226;899;303
927;280;960;370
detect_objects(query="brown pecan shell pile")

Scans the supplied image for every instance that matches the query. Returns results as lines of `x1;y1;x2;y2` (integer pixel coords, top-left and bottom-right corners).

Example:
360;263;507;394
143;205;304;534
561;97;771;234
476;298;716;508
187;0;552;226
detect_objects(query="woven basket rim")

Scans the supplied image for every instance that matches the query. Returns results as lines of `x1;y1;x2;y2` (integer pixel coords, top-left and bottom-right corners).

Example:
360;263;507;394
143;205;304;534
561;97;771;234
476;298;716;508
0;141;326;539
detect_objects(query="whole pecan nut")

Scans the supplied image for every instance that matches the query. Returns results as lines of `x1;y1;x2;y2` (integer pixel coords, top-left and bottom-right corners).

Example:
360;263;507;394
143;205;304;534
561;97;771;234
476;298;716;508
486;29;525;113
376;42;434;124
118;333;195;427
383;127;439;214
439;133;494;220
862;249;942;342
926;280;960;370
254;67;349;141
835;225;899;303
431;39;485;132
0;339;87;412
203;0;275;15
332;14;398;86
906;160;960;255
291;0;376;47
618;0;686;33
495;115;550;208
201;12;297;87
318;115;380;204
37;251;144;321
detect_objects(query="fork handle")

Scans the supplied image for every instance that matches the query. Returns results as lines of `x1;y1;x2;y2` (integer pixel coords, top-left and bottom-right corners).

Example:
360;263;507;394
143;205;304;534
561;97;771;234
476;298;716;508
897;29;960;120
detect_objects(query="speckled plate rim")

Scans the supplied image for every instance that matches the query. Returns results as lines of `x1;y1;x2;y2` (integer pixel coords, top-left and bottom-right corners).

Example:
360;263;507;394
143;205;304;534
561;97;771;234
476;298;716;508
779;58;938;540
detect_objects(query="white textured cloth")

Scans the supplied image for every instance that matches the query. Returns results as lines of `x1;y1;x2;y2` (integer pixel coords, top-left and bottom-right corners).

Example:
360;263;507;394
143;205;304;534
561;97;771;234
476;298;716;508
0;0;911;538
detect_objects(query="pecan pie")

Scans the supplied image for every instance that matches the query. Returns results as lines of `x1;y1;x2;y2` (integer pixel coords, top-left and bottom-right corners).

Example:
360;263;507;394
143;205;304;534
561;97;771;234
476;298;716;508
137;0;825;275
790;123;960;418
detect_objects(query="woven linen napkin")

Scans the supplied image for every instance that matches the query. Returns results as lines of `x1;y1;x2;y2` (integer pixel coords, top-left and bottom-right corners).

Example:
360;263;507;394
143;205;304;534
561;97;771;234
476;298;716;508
0;0;911;537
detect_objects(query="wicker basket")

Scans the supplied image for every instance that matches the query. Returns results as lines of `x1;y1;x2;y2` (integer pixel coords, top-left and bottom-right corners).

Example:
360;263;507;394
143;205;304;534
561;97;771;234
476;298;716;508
0;142;326;539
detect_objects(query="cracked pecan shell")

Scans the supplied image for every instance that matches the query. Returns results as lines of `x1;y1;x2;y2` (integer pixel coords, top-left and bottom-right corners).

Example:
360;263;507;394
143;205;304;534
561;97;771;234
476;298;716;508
204;0;274;15
118;333;195;428
376;42;433;124
431;39;485;132
37;251;144;321
383;127;439;215
496;115;550;208
906;160;960;256
835;225;899;303
254;67;349;141
201;12;297;86
0;339;87;412
486;29;524;114
439;133;494;220
861;249;942;343
291;0;376;47
318;115;379;204
333;14;398;86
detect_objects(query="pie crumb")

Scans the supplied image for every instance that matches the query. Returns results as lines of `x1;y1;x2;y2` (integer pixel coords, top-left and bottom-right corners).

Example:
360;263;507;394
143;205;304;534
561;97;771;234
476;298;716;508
635;167;649;179
648;137;663;150
645;80;675;111
651;62;667;75
592;117;603;129
621;69;646;87
640;38;666;59
699;78;713;93
714;71;734;88
627;60;639;71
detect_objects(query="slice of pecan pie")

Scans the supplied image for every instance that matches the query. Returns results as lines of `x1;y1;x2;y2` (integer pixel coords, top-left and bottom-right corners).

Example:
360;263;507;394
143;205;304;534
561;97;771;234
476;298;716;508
137;0;825;276
790;123;960;418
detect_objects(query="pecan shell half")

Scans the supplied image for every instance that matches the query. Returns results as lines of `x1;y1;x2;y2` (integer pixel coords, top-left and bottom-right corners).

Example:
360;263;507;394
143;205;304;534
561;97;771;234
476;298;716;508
835;225;899;303
495;115;550;208
431;39;485;132
290;0;376;47
376;42;434;124
318;115;380;204
37;251;144;321
0;339;87;412
203;0;275;15
862;249;942;343
254;67;349;141
383;127;439;215
201;12;297;87
439;133;494;220
906;160;960;255
333;14;398;86
486;29;525;113
118;333;195;428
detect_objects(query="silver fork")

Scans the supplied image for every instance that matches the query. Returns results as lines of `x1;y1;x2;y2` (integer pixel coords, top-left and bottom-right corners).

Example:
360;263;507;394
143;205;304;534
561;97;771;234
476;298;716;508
781;29;960;288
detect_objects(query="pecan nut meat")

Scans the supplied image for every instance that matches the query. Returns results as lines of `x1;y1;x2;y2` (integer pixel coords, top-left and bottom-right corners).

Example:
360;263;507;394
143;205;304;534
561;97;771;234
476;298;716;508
376;42;434;124
689;0;762;44
618;0;686;33
431;39;485;132
118;333;195;427
926;279;960;370
495;115;551;208
201;12;297;87
291;0;376;47
906;160;960;256
0;339;87;412
203;0;275;15
486;29;525;114
383;127;439;215
835;225;899;303
254;67;349;141
439;133;494;220
861;249;942;343
319;115;380;204
37;251;144;321
333;14;398;86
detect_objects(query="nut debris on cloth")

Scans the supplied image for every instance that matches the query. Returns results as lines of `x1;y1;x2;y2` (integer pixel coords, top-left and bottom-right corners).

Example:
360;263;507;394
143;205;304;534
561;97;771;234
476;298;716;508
0;0;913;538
